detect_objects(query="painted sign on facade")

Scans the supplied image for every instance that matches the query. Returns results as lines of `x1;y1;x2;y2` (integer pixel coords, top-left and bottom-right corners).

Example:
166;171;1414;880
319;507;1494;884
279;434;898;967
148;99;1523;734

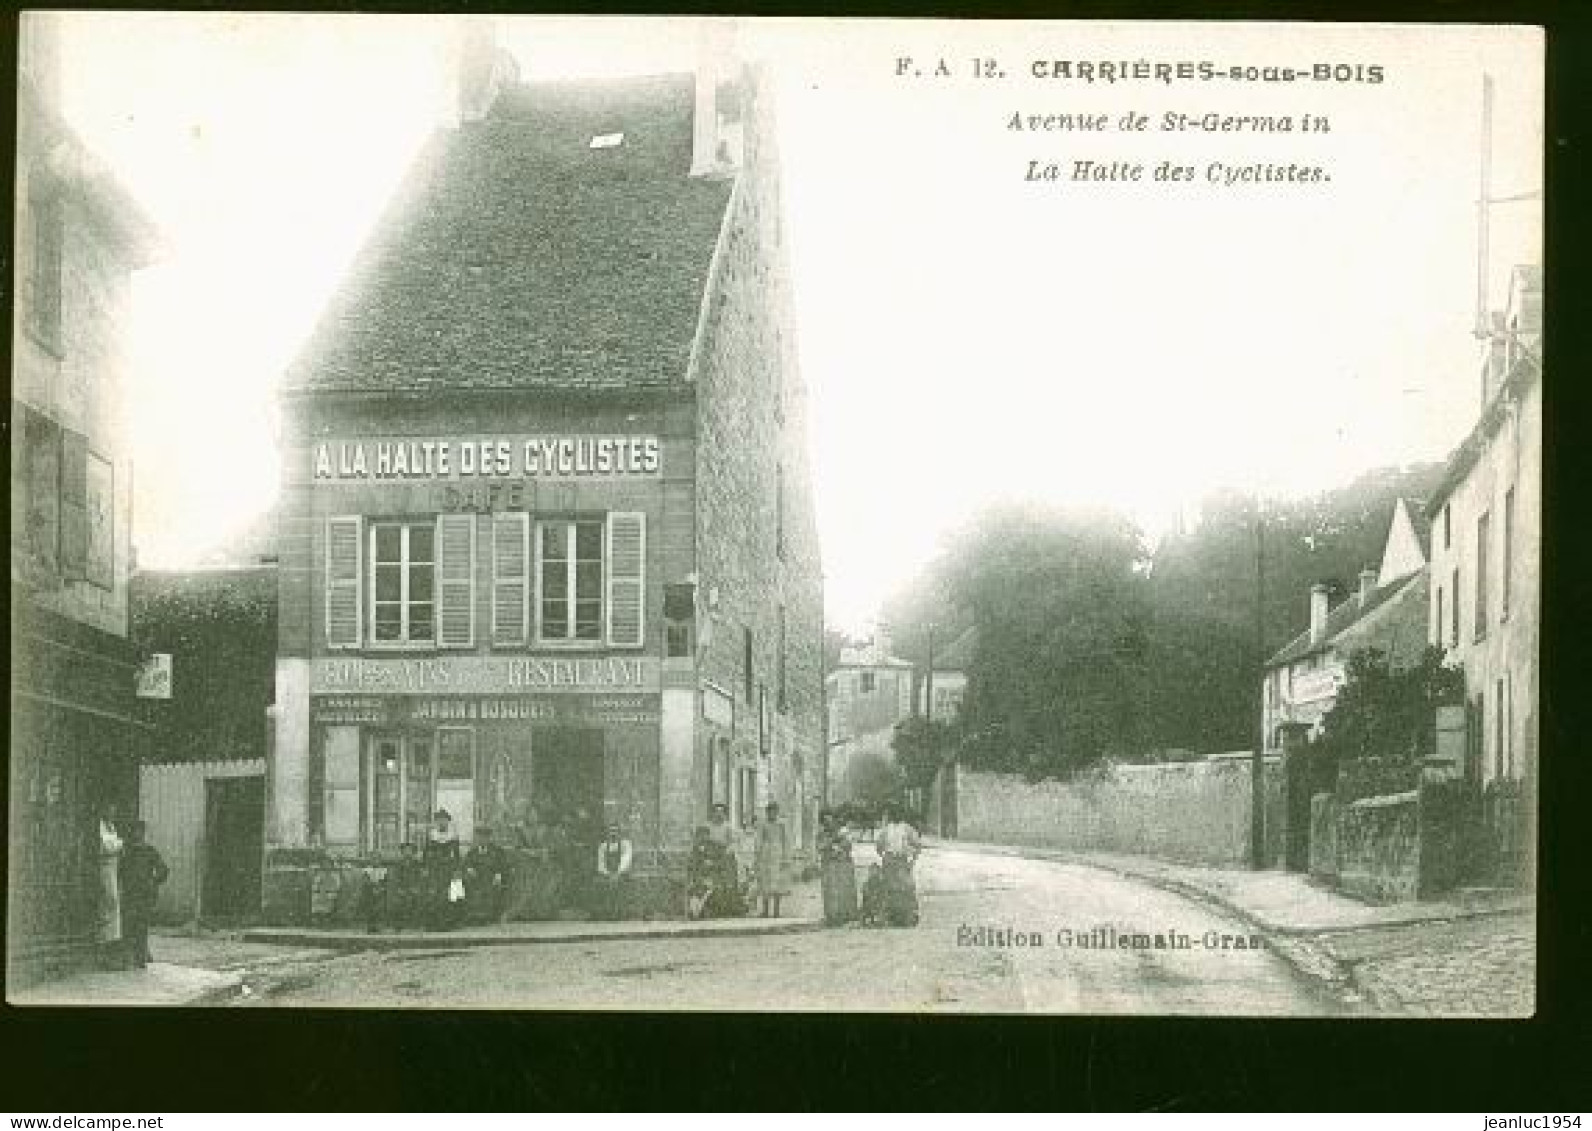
311;655;660;695
311;693;661;728
312;435;661;482
1290;668;1342;704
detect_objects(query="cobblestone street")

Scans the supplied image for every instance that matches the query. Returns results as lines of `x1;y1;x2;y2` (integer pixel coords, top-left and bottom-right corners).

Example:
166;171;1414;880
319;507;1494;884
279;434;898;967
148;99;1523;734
1317;911;1535;1016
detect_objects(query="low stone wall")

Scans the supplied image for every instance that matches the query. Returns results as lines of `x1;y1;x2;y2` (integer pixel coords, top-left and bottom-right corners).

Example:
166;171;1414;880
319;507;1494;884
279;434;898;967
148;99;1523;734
1335;790;1420;903
956;757;1284;867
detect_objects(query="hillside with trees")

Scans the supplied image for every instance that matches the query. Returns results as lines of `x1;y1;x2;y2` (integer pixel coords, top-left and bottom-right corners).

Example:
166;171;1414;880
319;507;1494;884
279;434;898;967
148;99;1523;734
868;462;1443;779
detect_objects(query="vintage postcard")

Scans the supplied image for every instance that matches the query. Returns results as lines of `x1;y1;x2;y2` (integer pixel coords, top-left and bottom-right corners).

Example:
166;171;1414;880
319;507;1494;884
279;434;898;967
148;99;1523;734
10;14;1541;1015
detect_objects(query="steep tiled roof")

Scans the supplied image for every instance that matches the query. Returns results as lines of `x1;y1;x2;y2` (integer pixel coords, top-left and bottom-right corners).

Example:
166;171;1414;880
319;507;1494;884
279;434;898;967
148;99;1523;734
1402;497;1432;559
1264;570;1423;669
285;74;734;395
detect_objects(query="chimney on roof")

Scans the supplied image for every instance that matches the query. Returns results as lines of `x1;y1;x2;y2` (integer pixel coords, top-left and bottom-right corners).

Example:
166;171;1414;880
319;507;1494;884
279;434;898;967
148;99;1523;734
451;19;516;127
1309;583;1331;645
1358;569;1378;608
691;20;742;177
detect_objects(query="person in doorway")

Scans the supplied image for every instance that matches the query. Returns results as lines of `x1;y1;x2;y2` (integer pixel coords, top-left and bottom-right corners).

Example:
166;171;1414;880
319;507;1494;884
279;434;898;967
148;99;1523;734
424;809;463;930
117;820;169;968
754;802;791;918
593;823;634;921
95;808;124;968
875;803;922;928
565;806;598;915
817;808;859;927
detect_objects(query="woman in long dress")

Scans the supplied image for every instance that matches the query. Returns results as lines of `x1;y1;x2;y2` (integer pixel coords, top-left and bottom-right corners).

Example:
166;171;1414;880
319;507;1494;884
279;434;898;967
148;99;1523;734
817;808;858;927
95;811;124;966
753;802;790;918
875;804;922;928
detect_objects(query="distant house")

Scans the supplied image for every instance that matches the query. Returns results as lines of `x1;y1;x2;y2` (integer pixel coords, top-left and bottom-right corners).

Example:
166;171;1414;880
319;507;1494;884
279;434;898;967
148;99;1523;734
825;632;915;804
1426;264;1540;796
913;625;973;722
1261;498;1432;751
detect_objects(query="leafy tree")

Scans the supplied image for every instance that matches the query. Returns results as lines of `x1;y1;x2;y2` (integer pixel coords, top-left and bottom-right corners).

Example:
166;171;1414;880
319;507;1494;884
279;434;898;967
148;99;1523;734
891;715;959;790
1317;645;1465;768
939;503;1150;779
842;749;905;806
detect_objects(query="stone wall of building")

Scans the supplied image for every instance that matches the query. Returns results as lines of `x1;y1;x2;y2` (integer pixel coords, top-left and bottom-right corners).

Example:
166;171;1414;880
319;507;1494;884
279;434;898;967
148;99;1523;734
691;71;825;852
957;758;1286;867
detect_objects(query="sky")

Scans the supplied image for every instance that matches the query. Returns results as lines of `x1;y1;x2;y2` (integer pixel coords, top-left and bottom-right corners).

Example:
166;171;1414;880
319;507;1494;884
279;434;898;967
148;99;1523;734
45;16;1542;632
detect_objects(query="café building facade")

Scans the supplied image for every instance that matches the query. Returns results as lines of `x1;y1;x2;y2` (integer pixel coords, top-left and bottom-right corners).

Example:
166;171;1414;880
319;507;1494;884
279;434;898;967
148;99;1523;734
271;48;825;878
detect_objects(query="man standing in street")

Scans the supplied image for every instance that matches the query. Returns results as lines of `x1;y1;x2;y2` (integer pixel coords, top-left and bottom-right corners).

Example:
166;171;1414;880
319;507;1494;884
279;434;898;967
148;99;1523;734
117;820;169;968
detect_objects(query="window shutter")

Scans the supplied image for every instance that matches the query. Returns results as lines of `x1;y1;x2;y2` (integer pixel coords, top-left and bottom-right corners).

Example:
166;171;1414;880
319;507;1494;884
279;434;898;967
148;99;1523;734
59;429;88;581
605;511;646;648
436;513;476;649
491;512;529;646
325;516;362;649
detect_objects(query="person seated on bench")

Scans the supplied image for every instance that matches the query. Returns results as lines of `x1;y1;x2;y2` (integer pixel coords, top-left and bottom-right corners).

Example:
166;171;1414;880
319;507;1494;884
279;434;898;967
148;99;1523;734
594;822;634;921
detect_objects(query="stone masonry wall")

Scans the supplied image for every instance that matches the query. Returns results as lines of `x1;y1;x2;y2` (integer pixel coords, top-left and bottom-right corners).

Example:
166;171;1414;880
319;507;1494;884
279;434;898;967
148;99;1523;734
957;759;1286;867
692;70;825;851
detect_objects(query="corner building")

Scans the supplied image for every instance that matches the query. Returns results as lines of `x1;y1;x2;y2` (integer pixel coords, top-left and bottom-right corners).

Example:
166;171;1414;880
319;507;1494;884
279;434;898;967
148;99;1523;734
272;60;824;883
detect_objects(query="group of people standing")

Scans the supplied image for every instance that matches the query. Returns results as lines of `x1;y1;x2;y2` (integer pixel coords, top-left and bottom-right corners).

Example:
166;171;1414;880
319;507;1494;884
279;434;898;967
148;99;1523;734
95;809;170;970
685;801;795;920
818;803;922;929
684;800;925;928
358;806;642;931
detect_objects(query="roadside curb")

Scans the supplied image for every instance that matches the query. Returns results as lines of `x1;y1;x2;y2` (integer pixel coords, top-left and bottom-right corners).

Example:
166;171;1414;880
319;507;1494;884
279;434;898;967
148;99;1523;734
238;918;824;951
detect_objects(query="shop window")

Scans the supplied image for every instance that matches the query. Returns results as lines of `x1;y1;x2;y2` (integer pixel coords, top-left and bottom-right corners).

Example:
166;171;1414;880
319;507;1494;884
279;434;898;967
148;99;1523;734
370;521;436;644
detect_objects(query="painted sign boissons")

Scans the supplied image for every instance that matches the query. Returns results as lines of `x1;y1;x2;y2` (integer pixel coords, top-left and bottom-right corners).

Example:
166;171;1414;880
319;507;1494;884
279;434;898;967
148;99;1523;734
312;655;660;696
312;435;661;481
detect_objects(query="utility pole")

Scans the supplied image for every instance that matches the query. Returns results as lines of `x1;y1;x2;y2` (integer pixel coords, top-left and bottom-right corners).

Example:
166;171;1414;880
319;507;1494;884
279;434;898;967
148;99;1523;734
1251;508;1267;869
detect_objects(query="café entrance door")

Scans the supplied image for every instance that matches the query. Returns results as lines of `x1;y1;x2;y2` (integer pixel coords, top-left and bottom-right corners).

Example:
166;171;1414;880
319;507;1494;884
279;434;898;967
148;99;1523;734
532;728;604;830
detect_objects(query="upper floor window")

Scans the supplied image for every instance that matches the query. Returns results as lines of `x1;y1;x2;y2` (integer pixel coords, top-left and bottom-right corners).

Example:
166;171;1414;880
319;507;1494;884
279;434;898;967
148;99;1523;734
28;188;63;353
370;521;435;644
326;512;644;651
1442;504;1451;552
1475;510;1491;641
1435;586;1446;648
775;463;786;562
1450;567;1460;646
859;671;877;694
537;519;603;643
1502;487;1515;620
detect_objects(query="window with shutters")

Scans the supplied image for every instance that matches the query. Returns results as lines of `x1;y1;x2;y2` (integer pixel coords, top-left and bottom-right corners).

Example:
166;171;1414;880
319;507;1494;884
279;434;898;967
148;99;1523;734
368;521;435;645
537;519;605;644
325;516;362;649
491;513;530;646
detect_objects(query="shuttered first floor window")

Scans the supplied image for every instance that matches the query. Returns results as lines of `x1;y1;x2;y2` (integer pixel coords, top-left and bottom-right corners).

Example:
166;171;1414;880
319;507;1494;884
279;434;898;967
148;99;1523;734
370;521;435;644
537;519;604;643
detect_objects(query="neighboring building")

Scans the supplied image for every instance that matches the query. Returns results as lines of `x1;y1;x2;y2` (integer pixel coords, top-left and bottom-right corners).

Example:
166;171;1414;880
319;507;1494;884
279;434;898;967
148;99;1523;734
1261;497;1432;751
825;632;915;804
1426;264;1541;792
132;565;276;924
270;34;823;886
10;14;161;984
